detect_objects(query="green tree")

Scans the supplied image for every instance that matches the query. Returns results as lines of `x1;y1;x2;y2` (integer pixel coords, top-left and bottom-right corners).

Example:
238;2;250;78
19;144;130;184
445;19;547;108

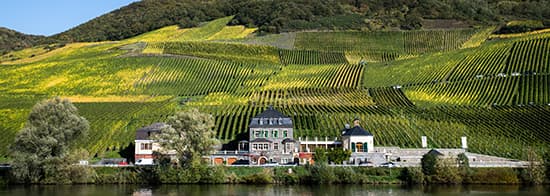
10;97;89;183
421;152;438;176
433;158;462;184
524;147;545;185
545;151;550;182
152;108;219;167
313;148;328;165
327;148;351;164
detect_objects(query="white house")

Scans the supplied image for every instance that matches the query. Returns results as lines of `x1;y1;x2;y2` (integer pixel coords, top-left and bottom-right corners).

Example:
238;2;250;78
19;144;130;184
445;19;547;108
135;123;168;165
341;118;374;153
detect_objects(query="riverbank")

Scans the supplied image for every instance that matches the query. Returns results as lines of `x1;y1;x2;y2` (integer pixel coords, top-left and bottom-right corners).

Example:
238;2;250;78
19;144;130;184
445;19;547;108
1;164;546;185
1;184;549;196
93;166;541;185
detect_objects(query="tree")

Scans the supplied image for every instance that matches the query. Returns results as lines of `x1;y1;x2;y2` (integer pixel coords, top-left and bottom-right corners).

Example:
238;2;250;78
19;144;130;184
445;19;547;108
524;147;545;185
433;158;462;184
327;148;351;164
10;97;89;183
313;148;328;165
152;108;219;168
421;152;438;176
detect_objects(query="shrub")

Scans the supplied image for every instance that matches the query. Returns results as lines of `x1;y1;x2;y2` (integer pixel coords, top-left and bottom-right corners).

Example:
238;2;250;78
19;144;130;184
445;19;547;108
467;168;519;184
241;169;273;184
432;158;462;184
421;153;438;176
273;167;299;184
400;167;425;184
333;167;357;184
200;166;226;184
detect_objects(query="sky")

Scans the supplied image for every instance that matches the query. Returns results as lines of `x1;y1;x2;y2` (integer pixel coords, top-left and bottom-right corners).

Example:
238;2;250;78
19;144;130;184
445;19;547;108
0;0;139;36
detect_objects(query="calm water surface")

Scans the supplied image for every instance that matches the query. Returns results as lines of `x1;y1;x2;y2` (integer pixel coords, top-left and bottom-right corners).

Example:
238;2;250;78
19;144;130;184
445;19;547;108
0;184;548;196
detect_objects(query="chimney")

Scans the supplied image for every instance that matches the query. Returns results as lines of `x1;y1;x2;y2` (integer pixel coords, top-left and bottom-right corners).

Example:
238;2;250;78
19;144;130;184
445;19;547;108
353;118;360;127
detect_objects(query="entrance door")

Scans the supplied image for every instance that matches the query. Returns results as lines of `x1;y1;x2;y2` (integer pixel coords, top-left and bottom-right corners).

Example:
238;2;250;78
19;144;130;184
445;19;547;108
259;157;267;165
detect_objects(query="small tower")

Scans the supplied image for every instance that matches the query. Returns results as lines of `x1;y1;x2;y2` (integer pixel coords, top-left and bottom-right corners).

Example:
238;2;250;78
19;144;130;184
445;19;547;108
341;118;374;153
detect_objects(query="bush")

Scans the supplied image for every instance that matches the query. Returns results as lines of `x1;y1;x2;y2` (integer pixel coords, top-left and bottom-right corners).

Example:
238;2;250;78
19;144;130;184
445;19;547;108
94;167;142;184
467;168;519;184
273;167;299;184
432;158;462;184
421;153;438;176
200;166;226;184
241;169;273;184
400;167;425;184
333;167;357;184
308;164;336;184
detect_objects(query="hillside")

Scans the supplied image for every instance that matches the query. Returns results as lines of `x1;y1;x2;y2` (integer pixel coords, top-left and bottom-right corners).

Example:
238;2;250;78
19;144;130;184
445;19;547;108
1;16;550;161
3;0;550;54
0;27;47;55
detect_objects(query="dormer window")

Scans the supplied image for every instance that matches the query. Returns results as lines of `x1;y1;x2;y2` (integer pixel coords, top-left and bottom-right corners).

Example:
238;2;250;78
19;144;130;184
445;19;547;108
269;118;273;125
278;118;283;125
259;118;264;125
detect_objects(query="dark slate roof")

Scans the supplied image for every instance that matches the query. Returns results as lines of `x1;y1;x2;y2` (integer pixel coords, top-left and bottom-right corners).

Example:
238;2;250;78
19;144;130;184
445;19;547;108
341;125;373;136
136;123;167;140
249;106;293;128
427;149;444;156
254;106;289;118
282;138;296;143
250;138;273;143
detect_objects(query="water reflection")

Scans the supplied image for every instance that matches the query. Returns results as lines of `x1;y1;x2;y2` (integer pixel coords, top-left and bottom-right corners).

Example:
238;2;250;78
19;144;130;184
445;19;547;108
0;184;548;196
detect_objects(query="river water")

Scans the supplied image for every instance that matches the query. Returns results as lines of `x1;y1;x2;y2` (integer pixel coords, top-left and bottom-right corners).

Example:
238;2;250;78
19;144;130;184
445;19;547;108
0;184;548;196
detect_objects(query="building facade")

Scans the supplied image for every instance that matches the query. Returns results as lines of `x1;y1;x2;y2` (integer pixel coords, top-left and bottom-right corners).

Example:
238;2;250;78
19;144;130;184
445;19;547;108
341;118;374;153
246;106;298;165
134;123;169;165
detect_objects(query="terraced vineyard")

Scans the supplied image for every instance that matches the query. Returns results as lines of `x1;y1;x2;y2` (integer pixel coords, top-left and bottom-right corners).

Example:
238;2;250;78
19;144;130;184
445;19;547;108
1;16;549;160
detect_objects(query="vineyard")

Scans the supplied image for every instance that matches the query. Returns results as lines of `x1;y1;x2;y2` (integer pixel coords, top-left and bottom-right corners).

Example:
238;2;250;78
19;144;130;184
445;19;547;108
0;16;549;160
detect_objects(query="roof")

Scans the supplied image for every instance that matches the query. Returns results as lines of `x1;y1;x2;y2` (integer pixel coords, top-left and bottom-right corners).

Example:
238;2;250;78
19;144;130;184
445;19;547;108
282;138;296;143
250;138;273;143
254;106;288;118
427;149;444;156
341;125;373;136
249;106;293;128
136;123;168;140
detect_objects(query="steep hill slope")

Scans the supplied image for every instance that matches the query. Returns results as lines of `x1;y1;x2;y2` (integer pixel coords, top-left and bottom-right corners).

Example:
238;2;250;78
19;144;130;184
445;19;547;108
1;17;549;160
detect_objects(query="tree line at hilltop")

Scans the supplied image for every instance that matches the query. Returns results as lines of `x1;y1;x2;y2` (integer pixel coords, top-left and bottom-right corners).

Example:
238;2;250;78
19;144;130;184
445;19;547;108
2;0;550;54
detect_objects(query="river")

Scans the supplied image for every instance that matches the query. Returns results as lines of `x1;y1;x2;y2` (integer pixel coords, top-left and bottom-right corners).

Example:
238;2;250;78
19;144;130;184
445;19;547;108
0;184;548;196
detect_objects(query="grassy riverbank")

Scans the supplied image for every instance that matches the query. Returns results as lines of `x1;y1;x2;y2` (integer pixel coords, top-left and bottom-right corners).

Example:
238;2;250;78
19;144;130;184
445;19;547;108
1;165;546;185
67;166;549;185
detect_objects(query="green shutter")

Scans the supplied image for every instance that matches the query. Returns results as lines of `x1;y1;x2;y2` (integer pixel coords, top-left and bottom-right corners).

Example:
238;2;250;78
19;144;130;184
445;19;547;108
363;142;368;152
351;142;356;152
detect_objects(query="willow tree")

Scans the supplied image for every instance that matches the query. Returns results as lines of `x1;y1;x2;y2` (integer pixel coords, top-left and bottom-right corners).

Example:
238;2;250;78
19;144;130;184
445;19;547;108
10;97;89;183
153;108;219;167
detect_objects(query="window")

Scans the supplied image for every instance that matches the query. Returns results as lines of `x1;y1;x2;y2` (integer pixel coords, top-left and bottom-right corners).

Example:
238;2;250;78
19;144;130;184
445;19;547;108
284;143;293;153
259;118;263;125
274;143;278;150
253;144;258;150
263;144;269;150
263;130;269;138
278;118;283;125
141;143;152;150
283;130;288;138
351;142;356;152
356;143;363;152
255;130;262;138
269;118;273;125
272;130;278;138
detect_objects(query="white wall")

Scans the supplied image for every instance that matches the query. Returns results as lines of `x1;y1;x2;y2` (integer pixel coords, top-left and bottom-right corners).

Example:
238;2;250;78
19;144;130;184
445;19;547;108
343;136;374;153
